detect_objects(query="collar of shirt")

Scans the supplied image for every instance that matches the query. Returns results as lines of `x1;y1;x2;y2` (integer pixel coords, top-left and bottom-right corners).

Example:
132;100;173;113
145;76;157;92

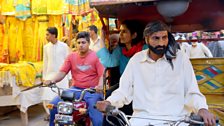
140;49;167;63
49;40;60;46
91;36;100;45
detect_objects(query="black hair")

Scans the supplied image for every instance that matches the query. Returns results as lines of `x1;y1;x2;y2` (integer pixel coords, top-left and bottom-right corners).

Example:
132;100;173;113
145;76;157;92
143;20;170;37
120;20;144;46
88;25;98;34
76;31;90;43
47;27;58;38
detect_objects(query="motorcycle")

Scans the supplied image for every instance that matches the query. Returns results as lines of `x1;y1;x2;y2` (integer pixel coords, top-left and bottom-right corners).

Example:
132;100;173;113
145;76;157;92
45;83;96;126
103;105;221;126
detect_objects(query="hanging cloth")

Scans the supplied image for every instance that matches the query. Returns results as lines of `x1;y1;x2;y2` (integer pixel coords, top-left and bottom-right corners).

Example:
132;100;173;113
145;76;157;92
15;20;25;61
0;24;5;62
6;17;17;63
14;0;31;21
47;0;65;15
1;0;15;15
2;19;9;63
23;17;35;61
33;16;48;61
32;0;47;15
48;15;63;40
3;17;24;63
72;0;92;15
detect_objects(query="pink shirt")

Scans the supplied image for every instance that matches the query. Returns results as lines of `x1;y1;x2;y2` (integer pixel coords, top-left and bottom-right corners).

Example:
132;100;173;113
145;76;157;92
60;50;104;88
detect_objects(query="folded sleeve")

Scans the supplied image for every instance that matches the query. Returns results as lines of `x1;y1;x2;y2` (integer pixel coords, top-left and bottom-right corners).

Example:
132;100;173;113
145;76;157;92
96;46;121;67
183;54;208;113
107;58;134;108
60;54;72;74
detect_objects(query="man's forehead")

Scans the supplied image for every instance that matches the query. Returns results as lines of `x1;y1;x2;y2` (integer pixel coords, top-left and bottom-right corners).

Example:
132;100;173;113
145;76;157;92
46;31;51;34
77;38;87;42
150;31;168;36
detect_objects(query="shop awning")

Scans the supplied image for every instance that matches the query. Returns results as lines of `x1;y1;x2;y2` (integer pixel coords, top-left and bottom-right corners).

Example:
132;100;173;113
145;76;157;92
90;0;224;32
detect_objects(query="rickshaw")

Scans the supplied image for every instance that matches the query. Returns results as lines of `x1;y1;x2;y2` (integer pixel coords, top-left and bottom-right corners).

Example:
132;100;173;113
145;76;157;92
90;0;224;125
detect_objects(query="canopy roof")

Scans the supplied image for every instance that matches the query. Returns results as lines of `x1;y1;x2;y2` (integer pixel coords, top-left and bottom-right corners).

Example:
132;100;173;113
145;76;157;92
90;0;224;32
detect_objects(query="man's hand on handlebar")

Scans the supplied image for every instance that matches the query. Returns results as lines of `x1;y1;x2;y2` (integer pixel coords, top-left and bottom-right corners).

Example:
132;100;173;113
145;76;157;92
95;85;103;93
96;101;111;113
43;80;55;86
198;108;216;126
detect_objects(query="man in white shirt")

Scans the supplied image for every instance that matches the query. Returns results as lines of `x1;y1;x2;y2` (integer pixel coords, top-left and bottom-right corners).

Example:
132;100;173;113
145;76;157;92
88;25;101;52
96;21;215;126
218;32;224;57
42;27;71;120
190;41;213;58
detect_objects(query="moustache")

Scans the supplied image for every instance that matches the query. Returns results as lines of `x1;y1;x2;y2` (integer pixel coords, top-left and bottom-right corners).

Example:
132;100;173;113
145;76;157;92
148;44;167;55
154;45;166;50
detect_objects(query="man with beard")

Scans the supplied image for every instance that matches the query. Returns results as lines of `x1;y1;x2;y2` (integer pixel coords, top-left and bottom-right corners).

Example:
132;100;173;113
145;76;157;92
96;21;216;126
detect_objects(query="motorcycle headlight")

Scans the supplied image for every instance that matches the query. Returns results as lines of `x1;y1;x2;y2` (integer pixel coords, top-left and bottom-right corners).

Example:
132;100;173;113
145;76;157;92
57;102;73;114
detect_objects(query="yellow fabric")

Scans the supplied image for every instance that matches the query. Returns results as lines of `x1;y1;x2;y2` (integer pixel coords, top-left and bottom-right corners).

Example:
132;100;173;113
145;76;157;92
5;17;17;63
2;62;36;87
0;63;8;69
23;17;35;61
1;0;15;15
72;0;92;15
77;11;102;33
0;0;2;14
47;0;66;15
31;0;47;15
63;0;69;14
76;11;104;46
5;17;24;63
0;62;43;87
33;16;48;61
30;61;43;78
2;20;9;63
14;0;30;8
3;16;50;62
48;15;63;40
16;21;25;61
0;24;4;62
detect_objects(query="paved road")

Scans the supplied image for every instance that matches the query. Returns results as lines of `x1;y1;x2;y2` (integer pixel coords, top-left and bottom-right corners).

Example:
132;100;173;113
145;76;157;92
0;104;48;126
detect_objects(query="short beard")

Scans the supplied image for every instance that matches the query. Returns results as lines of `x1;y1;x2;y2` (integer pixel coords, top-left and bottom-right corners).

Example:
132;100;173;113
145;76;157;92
148;44;167;55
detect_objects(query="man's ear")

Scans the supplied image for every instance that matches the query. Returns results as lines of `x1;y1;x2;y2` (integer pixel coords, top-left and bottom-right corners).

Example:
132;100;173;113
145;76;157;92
132;32;137;39
145;37;148;44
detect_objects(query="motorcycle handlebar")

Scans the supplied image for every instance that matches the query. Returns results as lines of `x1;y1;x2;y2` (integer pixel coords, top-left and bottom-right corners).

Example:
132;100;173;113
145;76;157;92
104;105;220;126
75;88;96;102
21;82;56;92
186;113;219;125
105;105;119;115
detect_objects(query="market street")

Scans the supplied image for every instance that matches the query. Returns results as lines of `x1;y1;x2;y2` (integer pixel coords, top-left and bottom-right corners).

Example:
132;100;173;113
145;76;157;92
0;104;48;126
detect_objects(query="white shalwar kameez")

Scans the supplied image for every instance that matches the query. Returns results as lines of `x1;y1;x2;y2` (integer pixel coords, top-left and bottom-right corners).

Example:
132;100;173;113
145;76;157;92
90;36;101;52
107;49;208;126
42;41;71;101
190;42;213;58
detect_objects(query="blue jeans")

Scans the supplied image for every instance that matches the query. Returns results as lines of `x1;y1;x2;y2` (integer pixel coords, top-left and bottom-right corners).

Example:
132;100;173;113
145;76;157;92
49;86;103;126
